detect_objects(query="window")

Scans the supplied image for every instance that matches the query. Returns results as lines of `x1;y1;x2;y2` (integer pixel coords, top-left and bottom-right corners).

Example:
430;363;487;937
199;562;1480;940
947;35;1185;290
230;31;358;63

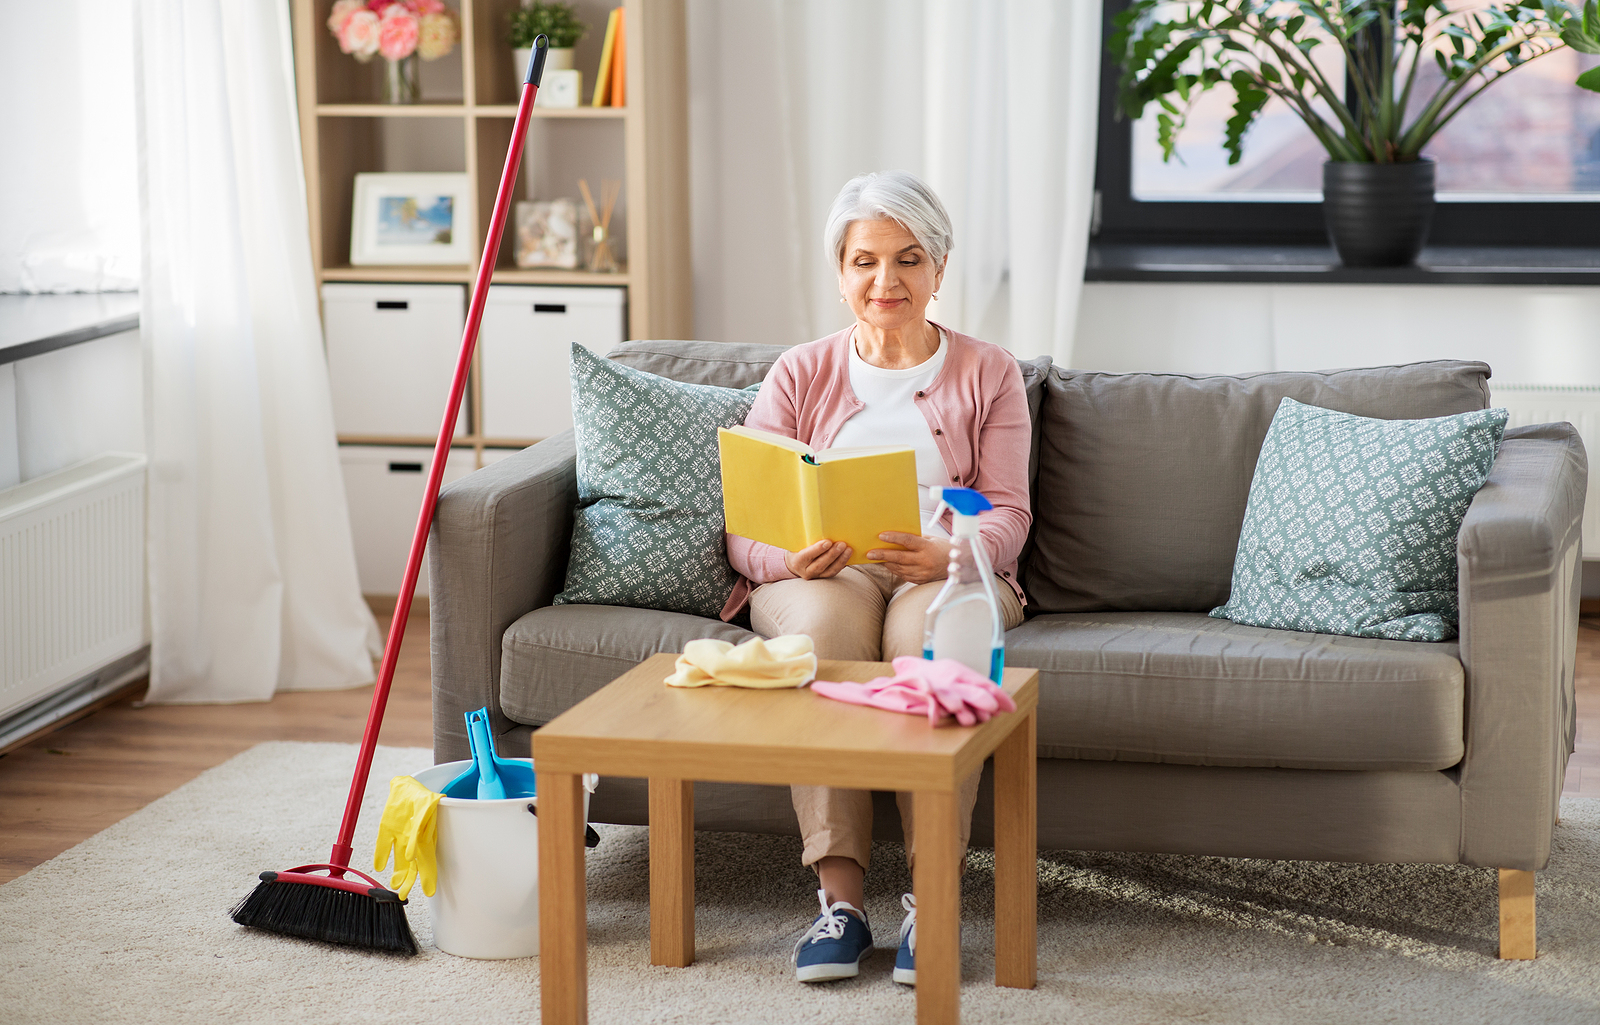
1095;0;1600;247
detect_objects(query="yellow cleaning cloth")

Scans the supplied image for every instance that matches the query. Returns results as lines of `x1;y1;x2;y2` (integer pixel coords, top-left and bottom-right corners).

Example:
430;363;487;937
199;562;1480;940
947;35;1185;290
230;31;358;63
664;634;817;689
374;774;443;900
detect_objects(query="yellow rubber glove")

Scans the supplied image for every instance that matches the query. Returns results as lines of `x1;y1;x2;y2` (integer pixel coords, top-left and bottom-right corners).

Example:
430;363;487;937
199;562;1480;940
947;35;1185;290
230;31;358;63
664;634;817;689
373;774;443;900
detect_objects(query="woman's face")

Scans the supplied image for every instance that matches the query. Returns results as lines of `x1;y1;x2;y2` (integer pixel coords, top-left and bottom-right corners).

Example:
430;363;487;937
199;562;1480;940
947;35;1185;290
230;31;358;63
838;218;945;334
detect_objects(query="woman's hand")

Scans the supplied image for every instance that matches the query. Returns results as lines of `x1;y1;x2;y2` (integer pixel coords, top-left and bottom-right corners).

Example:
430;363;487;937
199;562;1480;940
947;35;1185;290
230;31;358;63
868;533;952;585
784;539;853;580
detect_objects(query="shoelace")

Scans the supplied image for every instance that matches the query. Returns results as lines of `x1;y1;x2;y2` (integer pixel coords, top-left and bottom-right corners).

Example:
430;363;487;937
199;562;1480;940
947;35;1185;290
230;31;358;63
899;892;917;955
792;888;864;963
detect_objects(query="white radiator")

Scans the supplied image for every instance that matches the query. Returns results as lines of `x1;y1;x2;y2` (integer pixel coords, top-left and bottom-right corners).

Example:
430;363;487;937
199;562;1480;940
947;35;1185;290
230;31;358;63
1491;385;1600;559
0;453;148;720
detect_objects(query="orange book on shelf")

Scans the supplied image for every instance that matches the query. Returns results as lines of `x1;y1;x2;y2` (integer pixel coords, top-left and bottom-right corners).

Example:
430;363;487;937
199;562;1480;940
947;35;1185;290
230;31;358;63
591;7;619;107
612;7;626;107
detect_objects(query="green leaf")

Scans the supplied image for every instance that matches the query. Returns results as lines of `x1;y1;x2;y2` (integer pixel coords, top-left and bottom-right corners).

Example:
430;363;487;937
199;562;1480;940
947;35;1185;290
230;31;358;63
1578;65;1600;91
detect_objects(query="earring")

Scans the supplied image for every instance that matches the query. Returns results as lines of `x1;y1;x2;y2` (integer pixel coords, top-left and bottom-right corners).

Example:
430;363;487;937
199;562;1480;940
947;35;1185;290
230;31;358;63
932;292;939;300
839;296;845;303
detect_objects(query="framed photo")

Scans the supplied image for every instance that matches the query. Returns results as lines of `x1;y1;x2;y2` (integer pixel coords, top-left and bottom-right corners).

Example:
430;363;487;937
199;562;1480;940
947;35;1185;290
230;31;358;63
350;172;473;266
515;199;580;269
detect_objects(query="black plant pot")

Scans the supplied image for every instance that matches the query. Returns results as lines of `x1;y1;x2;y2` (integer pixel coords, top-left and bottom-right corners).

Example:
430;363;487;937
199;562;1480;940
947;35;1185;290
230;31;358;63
1321;159;1436;268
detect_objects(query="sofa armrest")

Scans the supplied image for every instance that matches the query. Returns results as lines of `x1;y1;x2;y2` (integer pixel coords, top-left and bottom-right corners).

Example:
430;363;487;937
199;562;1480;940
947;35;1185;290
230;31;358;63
429;431;578;763
1457;422;1587;870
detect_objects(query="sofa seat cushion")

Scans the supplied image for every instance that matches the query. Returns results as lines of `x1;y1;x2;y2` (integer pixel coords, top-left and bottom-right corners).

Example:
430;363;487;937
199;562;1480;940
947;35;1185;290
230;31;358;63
1006;611;1463;771
501;603;756;726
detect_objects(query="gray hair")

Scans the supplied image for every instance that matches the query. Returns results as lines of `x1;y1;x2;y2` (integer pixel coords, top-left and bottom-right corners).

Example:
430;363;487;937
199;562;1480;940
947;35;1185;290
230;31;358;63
824;170;953;270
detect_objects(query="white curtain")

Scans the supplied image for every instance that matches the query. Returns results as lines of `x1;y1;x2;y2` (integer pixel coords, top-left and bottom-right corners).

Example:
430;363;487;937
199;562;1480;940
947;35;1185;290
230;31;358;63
134;0;380;702
686;0;1102;362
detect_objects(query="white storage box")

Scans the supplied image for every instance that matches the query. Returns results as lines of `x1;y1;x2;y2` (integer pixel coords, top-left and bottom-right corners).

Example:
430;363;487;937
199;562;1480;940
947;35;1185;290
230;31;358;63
339;445;476;596
323;283;467;438
479;285;625;440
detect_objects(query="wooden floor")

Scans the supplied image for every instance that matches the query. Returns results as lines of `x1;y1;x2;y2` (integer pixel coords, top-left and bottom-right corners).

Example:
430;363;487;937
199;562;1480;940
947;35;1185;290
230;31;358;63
2;608;1598;885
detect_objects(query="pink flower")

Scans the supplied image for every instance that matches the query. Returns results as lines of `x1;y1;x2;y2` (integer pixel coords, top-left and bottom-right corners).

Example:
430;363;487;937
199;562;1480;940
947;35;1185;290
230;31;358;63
377;7;420;61
337;9;381;60
413;0;447;14
416;11;457;60
326;0;365;36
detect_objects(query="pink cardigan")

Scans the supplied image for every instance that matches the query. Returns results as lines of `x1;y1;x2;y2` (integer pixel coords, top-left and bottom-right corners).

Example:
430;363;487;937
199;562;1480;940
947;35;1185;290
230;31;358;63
720;323;1032;620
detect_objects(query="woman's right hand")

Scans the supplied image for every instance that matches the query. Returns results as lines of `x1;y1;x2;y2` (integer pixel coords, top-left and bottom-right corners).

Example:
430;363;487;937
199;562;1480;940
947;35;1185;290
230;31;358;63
784;539;852;580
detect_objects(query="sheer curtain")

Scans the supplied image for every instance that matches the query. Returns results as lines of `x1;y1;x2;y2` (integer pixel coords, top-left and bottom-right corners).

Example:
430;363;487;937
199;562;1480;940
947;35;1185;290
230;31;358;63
134;0;380;702
686;0;1102;362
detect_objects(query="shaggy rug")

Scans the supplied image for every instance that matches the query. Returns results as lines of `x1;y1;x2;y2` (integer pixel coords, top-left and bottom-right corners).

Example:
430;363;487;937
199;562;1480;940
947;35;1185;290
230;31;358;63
1;742;1596;1024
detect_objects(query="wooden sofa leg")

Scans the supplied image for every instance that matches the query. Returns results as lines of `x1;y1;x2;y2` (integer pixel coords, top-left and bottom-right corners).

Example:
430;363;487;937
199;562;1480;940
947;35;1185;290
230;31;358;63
1498;869;1536;960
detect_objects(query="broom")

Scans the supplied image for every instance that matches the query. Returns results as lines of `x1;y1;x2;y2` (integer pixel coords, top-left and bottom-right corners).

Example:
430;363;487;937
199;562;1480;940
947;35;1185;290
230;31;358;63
230;37;552;955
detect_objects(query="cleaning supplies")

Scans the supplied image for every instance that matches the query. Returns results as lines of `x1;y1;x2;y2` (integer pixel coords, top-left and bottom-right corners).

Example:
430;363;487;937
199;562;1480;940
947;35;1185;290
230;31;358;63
922;487;1006;683
810;656;1016;726
664;635;818;689
373;775;443;900
444;708;538;800
231;36;555;956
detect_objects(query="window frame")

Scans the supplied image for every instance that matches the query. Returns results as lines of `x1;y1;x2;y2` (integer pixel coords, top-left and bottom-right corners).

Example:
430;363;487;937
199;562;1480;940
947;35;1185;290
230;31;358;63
1092;0;1600;249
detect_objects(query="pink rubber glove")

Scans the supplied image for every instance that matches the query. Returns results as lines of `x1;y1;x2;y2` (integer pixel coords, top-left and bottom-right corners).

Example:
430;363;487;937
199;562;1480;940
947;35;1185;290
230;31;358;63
810;657;1016;726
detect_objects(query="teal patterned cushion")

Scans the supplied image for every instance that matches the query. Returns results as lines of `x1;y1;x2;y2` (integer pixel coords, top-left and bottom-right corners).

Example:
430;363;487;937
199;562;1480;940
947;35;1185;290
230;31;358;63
554;345;759;619
1210;397;1508;641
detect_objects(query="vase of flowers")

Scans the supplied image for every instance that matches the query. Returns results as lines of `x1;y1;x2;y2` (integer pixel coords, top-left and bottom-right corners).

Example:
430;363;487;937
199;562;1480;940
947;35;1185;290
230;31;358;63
328;0;460;105
1112;1;1600;267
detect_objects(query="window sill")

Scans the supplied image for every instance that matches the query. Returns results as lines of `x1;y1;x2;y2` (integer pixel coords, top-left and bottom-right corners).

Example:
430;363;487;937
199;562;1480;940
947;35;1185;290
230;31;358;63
1084;244;1600;286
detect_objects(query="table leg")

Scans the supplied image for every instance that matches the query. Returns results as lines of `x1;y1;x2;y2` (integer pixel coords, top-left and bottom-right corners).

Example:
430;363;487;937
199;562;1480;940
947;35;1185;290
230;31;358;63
993;709;1037;989
538;771;587;1025
649;777;695;967
913;788;962;1025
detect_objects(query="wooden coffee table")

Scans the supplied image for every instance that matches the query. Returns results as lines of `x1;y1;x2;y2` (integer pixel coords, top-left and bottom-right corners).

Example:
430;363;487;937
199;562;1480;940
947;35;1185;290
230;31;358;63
531;653;1039;1025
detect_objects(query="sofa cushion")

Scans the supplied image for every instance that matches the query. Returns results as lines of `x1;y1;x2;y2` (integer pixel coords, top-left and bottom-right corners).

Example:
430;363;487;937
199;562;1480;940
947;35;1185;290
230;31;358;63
1211;398;1508;642
609;340;787;389
1005;611;1464;771
1025;360;1492;613
553;345;759;619
501;603;757;726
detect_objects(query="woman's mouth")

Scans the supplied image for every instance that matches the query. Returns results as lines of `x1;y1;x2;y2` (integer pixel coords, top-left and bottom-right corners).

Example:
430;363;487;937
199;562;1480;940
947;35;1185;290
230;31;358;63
871;298;905;308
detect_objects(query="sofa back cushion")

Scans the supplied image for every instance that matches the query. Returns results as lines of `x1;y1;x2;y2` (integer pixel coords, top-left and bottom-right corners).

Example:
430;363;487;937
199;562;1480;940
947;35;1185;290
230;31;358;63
1024;360;1492;614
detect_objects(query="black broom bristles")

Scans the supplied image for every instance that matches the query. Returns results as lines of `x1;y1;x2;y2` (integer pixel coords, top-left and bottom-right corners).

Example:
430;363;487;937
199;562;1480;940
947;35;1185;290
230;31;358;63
231;873;418;955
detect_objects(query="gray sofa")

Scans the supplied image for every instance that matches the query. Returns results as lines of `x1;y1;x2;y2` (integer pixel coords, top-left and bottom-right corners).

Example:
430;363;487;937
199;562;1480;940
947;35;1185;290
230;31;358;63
429;340;1585;956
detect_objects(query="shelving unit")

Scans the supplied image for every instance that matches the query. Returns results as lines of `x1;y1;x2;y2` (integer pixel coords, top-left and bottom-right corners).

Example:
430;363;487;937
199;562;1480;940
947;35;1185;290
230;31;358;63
289;0;689;462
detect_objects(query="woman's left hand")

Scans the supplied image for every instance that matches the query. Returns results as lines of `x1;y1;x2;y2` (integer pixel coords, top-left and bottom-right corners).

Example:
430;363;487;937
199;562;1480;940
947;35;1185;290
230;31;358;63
867;532;952;585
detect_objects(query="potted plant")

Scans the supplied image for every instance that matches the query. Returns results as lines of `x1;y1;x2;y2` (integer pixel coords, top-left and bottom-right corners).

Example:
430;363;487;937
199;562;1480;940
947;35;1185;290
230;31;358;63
327;0;459;105
1111;1;1600;266
510;1;588;88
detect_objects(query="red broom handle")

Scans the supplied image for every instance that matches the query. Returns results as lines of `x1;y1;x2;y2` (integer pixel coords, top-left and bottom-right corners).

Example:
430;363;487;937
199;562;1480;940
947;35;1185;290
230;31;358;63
328;39;550;870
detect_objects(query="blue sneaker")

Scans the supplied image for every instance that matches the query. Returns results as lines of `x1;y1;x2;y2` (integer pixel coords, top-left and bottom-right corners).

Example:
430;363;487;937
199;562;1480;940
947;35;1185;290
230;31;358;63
793;889;874;983
893;893;916;986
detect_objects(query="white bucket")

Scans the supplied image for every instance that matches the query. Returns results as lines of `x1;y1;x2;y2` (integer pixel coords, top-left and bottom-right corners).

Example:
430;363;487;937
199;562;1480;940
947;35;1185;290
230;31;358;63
410;760;594;960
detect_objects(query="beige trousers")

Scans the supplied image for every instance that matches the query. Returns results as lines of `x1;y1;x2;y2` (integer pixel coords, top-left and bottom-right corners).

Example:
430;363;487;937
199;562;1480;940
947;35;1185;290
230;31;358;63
750;563;1025;870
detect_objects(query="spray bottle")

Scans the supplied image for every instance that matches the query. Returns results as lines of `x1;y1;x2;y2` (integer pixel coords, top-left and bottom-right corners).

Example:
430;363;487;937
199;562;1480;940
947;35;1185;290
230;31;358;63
922;487;1005;684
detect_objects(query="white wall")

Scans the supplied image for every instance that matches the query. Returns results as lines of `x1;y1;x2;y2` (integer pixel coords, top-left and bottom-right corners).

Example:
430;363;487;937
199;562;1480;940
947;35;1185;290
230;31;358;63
0;330;145;485
1073;283;1600;384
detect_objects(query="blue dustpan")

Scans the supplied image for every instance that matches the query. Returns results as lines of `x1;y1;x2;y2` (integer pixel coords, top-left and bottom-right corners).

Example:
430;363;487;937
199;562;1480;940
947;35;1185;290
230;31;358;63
442;707;537;800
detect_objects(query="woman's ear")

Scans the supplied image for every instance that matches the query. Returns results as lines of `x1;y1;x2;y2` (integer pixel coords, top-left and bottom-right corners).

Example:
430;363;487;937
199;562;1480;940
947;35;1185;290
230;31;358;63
933;254;949;292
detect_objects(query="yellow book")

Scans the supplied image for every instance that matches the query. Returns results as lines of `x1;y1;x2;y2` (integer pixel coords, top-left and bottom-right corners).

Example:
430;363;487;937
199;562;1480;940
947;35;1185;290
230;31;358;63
718;425;920;566
591;7;620;107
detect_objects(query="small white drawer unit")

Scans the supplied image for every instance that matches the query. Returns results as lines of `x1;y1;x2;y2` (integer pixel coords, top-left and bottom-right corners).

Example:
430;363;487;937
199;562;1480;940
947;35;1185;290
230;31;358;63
479;285;626;440
338;445;476;597
323;283;468;438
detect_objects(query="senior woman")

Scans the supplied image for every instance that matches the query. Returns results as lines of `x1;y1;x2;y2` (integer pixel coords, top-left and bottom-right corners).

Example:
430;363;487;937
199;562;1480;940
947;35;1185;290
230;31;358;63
723;170;1031;986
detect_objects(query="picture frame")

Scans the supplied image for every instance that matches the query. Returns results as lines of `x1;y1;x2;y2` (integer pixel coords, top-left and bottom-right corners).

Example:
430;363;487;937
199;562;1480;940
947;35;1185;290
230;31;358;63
350;172;473;266
515;198;580;269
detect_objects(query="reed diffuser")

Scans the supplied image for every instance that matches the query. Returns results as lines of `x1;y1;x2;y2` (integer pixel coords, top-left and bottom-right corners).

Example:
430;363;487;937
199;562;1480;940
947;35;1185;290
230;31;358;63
578;178;621;273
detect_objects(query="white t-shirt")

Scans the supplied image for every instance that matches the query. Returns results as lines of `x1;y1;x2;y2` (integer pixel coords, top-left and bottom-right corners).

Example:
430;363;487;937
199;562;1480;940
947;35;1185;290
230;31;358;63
830;328;951;538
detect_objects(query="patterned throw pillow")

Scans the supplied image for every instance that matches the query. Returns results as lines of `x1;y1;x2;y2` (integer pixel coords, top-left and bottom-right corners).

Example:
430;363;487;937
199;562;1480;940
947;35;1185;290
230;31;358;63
554;344;760;619
1209;397;1508;641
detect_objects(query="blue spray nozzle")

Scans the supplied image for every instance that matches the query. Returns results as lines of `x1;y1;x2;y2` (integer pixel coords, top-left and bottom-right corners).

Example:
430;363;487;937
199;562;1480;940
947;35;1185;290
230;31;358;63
930;486;992;517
